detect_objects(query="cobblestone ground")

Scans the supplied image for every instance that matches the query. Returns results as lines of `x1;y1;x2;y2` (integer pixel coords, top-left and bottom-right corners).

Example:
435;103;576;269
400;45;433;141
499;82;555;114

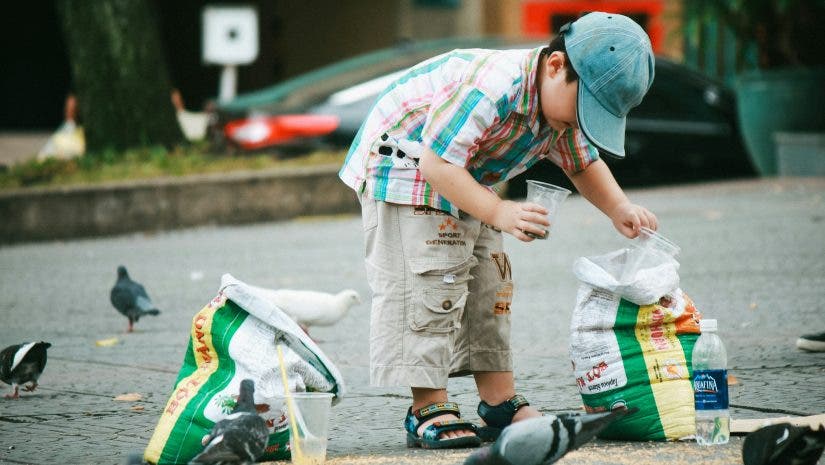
1;178;824;465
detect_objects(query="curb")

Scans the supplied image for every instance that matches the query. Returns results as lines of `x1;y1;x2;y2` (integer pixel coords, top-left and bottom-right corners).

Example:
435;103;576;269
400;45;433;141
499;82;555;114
0;163;360;244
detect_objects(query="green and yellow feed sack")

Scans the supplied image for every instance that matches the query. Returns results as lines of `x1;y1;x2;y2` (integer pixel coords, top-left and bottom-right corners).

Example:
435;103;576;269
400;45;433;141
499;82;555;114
144;274;345;464
570;287;701;441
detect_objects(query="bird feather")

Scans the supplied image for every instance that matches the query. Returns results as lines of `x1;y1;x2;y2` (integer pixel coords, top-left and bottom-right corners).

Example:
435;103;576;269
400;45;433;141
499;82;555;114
10;342;36;373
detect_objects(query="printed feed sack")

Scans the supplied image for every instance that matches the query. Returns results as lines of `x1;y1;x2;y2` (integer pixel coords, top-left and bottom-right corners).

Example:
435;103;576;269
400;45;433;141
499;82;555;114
569;249;701;441
144;274;346;464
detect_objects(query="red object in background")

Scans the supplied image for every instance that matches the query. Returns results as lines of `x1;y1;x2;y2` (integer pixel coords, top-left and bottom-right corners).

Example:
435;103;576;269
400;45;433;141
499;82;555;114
224;115;341;150
522;0;664;53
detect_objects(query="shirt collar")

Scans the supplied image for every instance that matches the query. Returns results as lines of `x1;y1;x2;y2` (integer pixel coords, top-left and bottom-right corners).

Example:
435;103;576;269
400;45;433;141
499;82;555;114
517;47;557;140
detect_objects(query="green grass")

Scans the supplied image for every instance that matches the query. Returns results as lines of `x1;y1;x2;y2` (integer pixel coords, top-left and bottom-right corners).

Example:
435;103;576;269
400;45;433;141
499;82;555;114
0;144;347;190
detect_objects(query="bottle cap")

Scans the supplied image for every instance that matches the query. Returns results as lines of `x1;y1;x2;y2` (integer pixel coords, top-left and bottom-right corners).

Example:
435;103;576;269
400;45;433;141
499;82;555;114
699;319;717;332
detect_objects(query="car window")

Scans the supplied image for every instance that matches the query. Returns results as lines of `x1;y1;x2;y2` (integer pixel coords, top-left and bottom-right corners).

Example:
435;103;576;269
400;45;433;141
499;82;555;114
629;60;732;123
327;69;408;106
222;37;540;116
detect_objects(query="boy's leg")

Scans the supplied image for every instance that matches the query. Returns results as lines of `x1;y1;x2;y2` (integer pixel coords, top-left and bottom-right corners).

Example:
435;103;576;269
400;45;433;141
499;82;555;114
450;223;513;375
450;224;540;422
411;387;473;439
366;200;478;386
363;197;480;439
473;371;541;422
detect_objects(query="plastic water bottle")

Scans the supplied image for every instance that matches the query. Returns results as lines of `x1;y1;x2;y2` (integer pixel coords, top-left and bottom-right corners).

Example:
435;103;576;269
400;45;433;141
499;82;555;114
692;319;730;445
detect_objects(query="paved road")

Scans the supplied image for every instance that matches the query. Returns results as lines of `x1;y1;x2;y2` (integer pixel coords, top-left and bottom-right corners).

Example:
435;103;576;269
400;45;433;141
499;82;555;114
0;133;49;167
1;178;824;465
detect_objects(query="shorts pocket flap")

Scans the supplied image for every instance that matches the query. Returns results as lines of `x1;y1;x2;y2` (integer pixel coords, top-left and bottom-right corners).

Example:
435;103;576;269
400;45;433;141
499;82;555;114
408;255;478;276
422;289;469;314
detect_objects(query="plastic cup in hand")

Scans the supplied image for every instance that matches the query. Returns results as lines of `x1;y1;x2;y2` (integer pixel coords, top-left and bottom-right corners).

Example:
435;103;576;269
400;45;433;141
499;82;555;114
283;392;333;465
620;227;681;282
525;180;571;239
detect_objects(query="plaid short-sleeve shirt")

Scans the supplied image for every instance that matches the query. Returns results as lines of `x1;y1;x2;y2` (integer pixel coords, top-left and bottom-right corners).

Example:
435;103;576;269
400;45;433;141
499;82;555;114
338;46;599;216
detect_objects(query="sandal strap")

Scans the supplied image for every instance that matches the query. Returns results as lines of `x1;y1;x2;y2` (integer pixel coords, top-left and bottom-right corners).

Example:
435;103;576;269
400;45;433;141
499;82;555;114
477;394;530;428
414;401;462;423
406;401;463;434
421;419;478;441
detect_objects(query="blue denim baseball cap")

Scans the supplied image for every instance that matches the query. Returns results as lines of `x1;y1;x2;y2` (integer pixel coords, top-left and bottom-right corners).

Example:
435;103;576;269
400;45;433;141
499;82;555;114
561;12;655;158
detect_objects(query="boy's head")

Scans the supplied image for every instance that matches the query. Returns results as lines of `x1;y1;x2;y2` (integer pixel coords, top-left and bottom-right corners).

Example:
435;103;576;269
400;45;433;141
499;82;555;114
541;12;655;158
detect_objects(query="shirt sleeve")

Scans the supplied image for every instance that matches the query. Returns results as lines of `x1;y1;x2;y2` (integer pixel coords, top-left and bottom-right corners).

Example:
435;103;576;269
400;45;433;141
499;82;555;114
547;128;600;173
420;82;500;168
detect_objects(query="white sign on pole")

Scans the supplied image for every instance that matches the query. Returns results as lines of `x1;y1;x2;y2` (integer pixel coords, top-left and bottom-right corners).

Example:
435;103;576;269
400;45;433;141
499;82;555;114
202;5;259;101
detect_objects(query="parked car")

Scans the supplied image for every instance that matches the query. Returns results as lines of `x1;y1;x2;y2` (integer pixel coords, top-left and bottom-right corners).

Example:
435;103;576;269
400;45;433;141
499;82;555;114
213;36;754;191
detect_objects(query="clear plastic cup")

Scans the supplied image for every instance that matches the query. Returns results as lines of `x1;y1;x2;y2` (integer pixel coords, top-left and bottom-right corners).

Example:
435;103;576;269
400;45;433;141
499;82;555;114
281;392;334;465
525;180;572;239
621;227;681;282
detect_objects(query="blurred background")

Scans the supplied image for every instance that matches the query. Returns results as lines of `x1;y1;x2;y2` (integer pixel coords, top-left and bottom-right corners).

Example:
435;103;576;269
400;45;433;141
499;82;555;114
4;0;689;130
2;0;823;190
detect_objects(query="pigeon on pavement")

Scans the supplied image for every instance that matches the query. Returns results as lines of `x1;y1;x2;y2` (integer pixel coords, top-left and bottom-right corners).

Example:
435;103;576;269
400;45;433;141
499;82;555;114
248;285;361;334
110;265;161;332
743;423;825;465
124;452;147;465
464;407;636;465
189;379;269;465
0;341;52;399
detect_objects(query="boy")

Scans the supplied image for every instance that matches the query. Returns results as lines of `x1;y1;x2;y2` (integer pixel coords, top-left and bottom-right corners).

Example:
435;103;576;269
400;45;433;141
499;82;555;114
339;12;658;448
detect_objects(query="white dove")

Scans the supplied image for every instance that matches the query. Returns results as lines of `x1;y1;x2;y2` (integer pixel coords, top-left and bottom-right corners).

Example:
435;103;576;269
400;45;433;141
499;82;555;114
248;285;361;334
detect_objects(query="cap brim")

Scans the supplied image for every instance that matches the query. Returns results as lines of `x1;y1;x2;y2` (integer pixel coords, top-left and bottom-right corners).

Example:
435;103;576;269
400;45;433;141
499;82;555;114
577;82;627;158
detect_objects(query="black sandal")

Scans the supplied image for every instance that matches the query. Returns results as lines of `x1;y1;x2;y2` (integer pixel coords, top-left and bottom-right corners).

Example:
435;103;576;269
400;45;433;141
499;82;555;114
405;401;481;449
477;394;530;441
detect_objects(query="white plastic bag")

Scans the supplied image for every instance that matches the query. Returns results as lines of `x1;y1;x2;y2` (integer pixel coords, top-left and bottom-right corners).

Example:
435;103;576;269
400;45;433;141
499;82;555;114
572;248;680;305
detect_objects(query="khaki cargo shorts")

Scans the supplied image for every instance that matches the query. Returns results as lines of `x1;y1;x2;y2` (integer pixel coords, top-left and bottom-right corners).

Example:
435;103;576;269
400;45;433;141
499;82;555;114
360;194;514;388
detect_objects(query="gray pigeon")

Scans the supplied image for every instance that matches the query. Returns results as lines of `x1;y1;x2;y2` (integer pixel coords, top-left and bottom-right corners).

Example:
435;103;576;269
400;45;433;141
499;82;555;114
124;452;147;465
189;379;269;465
464;407;636;465
110;265;160;332
0;341;51;399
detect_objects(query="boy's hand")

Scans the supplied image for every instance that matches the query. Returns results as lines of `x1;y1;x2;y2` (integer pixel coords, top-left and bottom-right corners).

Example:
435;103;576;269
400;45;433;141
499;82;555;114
490;200;551;242
610;202;658;238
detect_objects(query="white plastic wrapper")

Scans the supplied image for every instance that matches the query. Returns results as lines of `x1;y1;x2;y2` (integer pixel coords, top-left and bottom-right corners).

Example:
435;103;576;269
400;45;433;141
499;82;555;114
573;248;680;305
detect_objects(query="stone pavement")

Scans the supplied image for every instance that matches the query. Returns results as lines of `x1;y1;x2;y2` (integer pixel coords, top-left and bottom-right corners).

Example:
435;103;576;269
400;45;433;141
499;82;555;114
1;177;824;465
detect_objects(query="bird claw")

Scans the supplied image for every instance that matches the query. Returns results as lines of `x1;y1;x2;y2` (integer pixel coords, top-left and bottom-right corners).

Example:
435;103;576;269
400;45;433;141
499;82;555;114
22;383;37;392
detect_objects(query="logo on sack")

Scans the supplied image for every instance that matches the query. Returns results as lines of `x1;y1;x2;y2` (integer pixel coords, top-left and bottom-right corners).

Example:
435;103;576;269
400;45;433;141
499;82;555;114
217;394;236;414
577;361;618;392
662;360;687;380
610;399;627;410
194;314;213;364
648;307;671;351
165;378;201;415
694;373;719;393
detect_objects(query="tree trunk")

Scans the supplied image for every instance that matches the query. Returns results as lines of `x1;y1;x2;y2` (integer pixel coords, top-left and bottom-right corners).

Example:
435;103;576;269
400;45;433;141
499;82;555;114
57;0;184;154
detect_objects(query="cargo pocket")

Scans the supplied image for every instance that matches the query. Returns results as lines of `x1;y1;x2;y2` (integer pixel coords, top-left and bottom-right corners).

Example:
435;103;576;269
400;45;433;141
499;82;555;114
408;256;476;334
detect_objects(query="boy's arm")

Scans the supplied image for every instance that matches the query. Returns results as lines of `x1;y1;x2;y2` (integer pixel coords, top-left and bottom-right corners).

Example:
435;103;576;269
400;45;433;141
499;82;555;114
566;158;658;238
417;148;549;242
